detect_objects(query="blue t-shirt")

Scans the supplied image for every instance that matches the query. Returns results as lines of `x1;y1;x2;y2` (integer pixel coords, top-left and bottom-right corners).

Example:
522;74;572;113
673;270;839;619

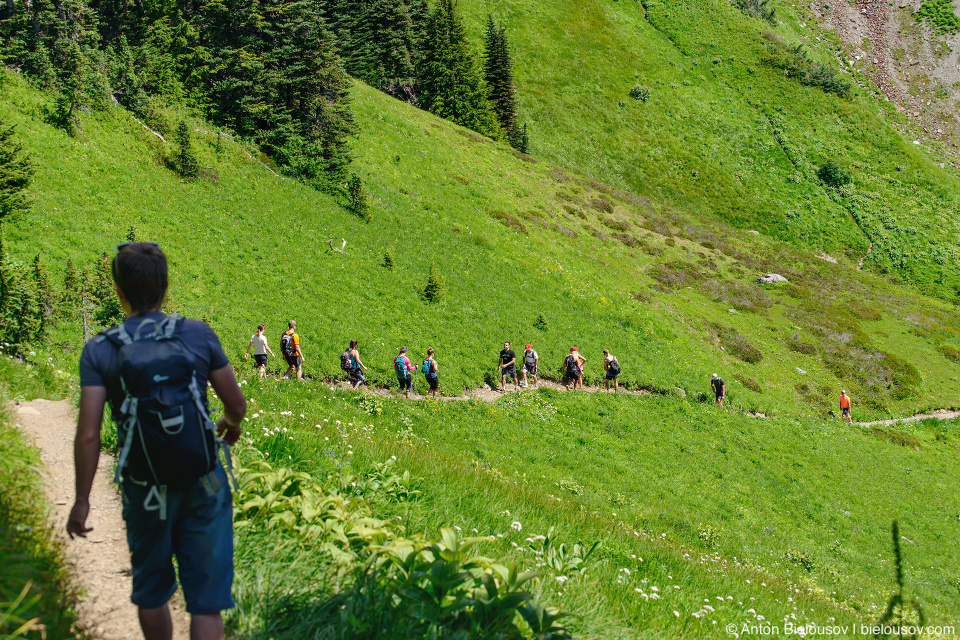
79;312;229;423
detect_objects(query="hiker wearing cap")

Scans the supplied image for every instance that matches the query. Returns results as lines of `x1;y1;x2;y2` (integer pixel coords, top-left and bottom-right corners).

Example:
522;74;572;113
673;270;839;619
422;347;440;397
711;373;725;407
839;390;852;423
603;349;620;392
561;347;586;389
498;342;519;392
394;347;417;398
244;324;274;379
521;344;539;387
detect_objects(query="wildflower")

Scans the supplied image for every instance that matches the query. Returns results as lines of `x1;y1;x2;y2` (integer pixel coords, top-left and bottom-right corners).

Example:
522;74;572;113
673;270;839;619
503;510;510;515
650;586;658;591
650;593;660;600
454;526;461;531
391;455;396;460
673;611;680;618
510;521;522;532
555;576;568;584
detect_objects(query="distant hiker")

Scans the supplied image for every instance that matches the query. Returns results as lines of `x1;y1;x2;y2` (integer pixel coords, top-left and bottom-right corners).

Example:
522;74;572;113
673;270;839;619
603;349;620;392
711;373;725;407
840;390;852;423
342;339;367;388
281;320;305;381
498;341;519;392
244;324;275;379
422;347;440;397
561;347;585;390
68;242;246;640
394;347;417;398
521;343;539;387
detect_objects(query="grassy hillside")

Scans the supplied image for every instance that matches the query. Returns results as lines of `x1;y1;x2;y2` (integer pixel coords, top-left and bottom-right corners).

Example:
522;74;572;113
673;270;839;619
2;65;960;635
4;69;960;417
458;0;960;301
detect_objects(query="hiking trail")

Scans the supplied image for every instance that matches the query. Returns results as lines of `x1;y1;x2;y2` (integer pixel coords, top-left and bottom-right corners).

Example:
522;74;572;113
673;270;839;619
13;398;191;640
326;376;657;402
855;408;960;428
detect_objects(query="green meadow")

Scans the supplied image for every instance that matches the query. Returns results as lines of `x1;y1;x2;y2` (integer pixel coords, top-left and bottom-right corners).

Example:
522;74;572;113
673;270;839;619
3;0;960;632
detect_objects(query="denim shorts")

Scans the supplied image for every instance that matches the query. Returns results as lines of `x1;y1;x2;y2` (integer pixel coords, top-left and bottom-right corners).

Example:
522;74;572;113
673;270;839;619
121;463;235;614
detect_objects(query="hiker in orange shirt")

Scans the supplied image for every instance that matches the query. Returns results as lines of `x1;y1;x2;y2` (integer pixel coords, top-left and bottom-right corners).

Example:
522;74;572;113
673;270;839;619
839;390;852;423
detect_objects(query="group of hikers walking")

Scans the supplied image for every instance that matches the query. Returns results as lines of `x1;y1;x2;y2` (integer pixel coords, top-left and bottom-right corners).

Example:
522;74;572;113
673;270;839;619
243;325;624;396
241;323;854;416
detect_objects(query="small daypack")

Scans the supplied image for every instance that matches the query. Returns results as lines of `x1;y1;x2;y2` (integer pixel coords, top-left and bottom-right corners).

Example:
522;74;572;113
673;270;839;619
341;350;354;372
565;354;580;377
524;350;537;366
280;331;295;357
608;357;621;375
422;358;434;375
100;315;223;517
395;356;410;378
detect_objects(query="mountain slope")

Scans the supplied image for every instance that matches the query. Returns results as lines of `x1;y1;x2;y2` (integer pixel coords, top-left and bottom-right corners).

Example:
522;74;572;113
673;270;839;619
457;0;960;300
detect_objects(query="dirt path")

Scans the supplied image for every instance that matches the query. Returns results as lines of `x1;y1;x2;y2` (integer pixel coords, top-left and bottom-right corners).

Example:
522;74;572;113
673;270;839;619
13;398;190;640
327;377;658;401
856;408;960;427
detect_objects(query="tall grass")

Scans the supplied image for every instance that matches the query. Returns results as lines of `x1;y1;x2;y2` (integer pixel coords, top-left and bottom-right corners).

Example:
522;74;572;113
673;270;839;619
0;357;80;639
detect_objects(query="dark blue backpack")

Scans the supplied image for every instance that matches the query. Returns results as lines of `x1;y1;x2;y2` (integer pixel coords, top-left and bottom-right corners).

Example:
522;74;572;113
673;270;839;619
101;315;220;499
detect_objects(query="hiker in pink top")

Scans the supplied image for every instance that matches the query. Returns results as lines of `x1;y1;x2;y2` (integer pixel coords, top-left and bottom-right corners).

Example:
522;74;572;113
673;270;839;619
394;346;418;398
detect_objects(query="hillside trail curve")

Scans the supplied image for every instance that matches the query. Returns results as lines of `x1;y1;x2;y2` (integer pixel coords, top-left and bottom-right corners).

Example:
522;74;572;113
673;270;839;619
855;408;960;428
13;398;191;640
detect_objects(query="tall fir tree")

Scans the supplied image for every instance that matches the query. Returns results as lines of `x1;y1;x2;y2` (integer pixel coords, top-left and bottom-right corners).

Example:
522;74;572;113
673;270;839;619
483;15;527;153
259;0;355;183
417;0;498;138
63;257;80;303
0;121;35;222
32;252;55;333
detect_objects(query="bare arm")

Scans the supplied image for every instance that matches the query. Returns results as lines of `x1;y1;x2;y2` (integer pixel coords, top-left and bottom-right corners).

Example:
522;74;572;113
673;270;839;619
209;365;247;445
244;336;253;358
67;386;107;539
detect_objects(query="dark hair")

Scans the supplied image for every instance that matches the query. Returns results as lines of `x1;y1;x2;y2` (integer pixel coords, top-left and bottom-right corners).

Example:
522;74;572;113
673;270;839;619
112;243;168;313
350;339;358;349
427;347;434;356
257;324;265;332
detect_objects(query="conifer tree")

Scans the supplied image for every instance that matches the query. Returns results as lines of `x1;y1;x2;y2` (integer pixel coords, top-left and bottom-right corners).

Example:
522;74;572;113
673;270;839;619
418;0;499;138
174;121;199;177
63;257;80;303
347;174;371;220
421;262;446;302
32;252;55;333
258;0;355;183
0;121;34;222
483;15;528;152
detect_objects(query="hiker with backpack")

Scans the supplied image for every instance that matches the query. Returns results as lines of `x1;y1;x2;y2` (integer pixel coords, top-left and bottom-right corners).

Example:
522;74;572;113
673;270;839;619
521;344;539;387
68;242;246;640
603;349;620;392
281;320;305;380
342;339;368;388
394;347;417;398
561;347;585;390
422;347;440;397
711;373;725;407
243;324;274;379
498;341;520;392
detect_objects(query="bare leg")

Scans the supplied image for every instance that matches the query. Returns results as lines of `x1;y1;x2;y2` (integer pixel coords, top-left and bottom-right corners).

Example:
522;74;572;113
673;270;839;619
614;378;618;392
295;365;303;381
139;605;173;640
191;612;225;640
